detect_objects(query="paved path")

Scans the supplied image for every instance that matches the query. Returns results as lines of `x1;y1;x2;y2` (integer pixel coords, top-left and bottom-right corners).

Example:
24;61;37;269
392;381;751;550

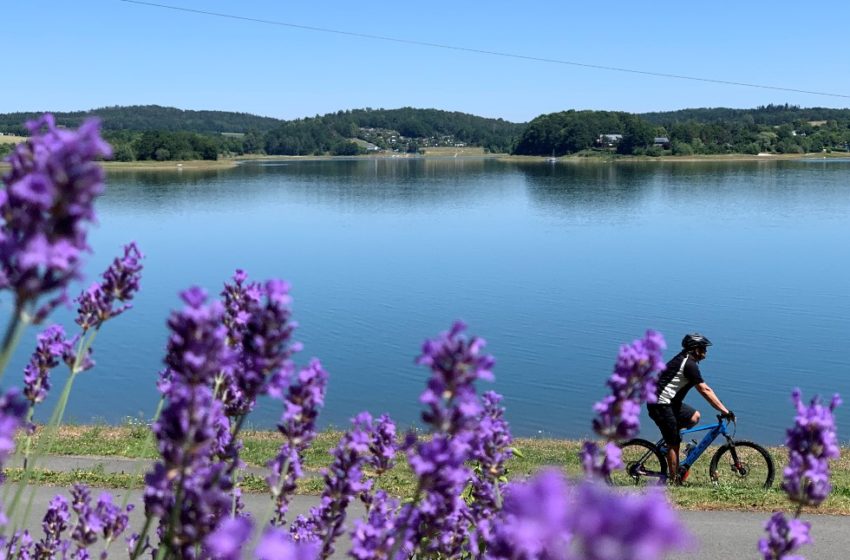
5;455;849;558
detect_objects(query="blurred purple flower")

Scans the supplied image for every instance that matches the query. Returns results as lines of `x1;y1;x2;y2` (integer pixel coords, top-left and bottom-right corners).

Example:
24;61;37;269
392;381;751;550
350;490;403;560
781;388;842;506
0;388;27;465
255;528;319;560
579;441;624;480
205;515;253;560
289;417;371;558
469;391;513;523
22;323;70;405
0;114;110;316
757;512;811;560
35;494;71;558
483;469;572;559
592;330;666;441
417;320;494;435
75;242;143;331
566;480;691;560
267;359;328;525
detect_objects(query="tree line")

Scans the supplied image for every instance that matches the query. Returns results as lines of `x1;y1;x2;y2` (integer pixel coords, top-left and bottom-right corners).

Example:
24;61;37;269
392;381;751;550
3;104;850;161
513;105;850;156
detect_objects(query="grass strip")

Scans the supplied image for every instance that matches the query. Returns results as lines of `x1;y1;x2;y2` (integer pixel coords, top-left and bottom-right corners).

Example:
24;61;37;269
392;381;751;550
14;425;850;515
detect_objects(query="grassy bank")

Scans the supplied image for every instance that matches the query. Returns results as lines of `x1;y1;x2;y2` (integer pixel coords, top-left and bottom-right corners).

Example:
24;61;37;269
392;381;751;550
12;425;850;515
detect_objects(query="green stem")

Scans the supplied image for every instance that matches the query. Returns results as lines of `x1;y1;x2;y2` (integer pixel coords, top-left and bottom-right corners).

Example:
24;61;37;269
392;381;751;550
130;515;154;559
0;303;27;382
22;407;35;470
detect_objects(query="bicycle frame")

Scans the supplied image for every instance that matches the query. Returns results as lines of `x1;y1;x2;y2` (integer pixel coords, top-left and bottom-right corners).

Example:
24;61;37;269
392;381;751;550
656;417;732;470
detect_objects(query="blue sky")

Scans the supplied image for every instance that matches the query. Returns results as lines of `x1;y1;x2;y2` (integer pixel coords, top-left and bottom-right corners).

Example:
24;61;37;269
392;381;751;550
3;0;850;122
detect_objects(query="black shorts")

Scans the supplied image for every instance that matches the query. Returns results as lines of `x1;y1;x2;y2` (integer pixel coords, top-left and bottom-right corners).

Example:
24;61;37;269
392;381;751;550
647;403;697;447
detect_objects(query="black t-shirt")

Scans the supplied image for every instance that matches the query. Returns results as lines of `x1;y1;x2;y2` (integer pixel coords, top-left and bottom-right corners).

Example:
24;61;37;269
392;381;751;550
654;350;704;407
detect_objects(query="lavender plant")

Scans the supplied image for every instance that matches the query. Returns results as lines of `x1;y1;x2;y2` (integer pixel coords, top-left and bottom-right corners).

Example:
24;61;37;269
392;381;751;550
581;330;666;479
0;115;111;375
757;389;842;559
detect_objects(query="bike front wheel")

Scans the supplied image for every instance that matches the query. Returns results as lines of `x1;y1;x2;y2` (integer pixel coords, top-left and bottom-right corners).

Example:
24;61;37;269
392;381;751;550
608;439;668;487
709;440;775;489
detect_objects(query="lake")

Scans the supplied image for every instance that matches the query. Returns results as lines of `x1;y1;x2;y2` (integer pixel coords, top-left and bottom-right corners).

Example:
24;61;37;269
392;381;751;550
5;157;849;444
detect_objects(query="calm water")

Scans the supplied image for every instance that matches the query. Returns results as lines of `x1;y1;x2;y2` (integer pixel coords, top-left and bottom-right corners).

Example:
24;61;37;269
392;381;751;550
6;158;850;444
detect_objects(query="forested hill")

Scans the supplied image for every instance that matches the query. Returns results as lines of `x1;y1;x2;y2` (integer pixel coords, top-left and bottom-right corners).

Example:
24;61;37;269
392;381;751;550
639;104;850;126
512;105;850;157
0;105;283;135
263;107;524;155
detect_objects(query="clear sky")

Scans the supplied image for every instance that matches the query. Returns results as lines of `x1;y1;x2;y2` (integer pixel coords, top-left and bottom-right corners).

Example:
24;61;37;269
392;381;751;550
3;0;850;123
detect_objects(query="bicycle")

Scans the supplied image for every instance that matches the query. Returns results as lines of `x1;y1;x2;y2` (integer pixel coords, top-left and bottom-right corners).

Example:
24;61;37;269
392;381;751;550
607;414;775;489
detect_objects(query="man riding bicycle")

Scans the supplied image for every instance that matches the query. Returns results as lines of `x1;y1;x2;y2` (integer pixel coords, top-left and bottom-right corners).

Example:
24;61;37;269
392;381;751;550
647;333;735;483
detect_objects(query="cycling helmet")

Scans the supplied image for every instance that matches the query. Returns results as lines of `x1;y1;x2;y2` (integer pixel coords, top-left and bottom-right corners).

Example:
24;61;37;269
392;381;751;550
682;333;712;350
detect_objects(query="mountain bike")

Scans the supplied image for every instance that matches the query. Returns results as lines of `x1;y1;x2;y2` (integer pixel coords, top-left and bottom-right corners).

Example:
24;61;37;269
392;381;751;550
607;415;775;489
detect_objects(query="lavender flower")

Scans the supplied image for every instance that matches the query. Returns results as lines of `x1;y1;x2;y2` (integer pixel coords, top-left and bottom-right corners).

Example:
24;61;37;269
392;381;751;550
566;480;691;560
218;273;301;417
417;320;494;435
469;391;513;525
289;418;371;558
22;324;70;405
144;287;235;558
0;114;111;315
0;388;27;465
483;469;572;559
205;516;253;560
592;329;666;441
757;512;812;560
349;491;402;560
75;242;143;332
364;413;397;476
781;389;842;506
35;495;71;558
579;441;623;480
256;528;320;560
267;359;328;525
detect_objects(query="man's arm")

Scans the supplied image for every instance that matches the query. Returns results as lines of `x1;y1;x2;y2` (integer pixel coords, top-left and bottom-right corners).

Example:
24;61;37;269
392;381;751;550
695;382;731;415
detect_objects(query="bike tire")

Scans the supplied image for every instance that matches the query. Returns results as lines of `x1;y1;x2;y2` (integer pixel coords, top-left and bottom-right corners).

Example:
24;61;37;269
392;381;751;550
709;440;775;489
607;439;668;487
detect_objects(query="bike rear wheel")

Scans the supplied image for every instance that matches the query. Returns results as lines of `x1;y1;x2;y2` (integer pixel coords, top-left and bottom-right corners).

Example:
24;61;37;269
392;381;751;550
608;439;668;487
709;440;775;489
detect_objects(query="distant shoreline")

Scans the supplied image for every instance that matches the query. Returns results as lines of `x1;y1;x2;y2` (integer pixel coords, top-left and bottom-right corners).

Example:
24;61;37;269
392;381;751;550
1;151;847;173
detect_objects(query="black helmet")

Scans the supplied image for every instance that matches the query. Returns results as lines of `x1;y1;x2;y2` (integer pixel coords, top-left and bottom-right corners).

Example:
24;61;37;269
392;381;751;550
682;333;712;350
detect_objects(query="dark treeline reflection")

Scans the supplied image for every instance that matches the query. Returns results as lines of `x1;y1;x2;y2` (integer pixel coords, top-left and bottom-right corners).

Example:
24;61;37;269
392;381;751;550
102;158;521;211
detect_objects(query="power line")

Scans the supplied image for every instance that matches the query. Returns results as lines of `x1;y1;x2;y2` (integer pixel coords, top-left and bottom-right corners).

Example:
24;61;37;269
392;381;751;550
118;0;850;100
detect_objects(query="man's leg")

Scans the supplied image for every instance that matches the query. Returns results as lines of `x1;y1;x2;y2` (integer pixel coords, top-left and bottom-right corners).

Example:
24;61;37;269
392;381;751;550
649;405;680;481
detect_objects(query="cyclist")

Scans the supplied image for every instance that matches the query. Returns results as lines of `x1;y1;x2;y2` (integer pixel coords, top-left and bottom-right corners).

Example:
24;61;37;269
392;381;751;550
647;333;735;484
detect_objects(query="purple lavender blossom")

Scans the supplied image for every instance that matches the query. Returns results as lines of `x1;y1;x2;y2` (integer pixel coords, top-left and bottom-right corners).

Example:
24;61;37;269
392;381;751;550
164;287;233;386
468;391;513;524
349;490;403;560
22;324;70;405
205;516;253;560
36;495;71;558
354;412;397;476
267;359;328;525
144;287;235;558
61;333;95;374
568;480;691;560
0;388;27;465
218;273;301;417
579;441;624;480
483;469;572;559
75;242;143;332
757;512;812;560
0;114;111;316
591;330;666;441
417;320;494;435
289;418;371;558
256;528;320;560
781;389;842;507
